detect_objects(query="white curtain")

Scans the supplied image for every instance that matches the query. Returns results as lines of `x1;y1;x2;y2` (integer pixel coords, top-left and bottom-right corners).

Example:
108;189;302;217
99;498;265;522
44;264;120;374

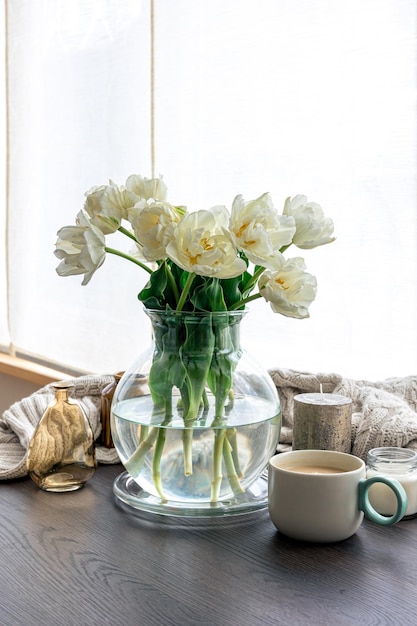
2;0;416;380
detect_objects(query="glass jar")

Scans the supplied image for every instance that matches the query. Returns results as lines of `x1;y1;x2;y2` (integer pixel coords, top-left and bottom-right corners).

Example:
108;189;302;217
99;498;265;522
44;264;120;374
366;447;417;518
111;309;281;518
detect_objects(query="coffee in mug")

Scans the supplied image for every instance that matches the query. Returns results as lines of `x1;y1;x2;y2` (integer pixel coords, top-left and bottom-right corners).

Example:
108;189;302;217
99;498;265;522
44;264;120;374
268;449;407;543
284;465;347;474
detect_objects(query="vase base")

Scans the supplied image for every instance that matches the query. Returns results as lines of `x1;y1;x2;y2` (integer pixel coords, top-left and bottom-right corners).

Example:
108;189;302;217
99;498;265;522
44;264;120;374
113;471;269;520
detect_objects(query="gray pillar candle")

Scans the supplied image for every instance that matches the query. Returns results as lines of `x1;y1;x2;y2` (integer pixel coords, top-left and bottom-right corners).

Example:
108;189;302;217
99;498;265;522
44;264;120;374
293;391;352;453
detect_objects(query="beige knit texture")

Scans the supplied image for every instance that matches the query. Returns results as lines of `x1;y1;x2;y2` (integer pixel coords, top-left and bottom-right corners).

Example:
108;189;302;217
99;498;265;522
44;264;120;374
2;370;417;480
271;368;417;459
0;375;119;480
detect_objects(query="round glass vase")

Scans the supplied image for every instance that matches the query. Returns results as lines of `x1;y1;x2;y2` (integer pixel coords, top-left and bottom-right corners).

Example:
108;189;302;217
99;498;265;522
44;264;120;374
111;309;281;519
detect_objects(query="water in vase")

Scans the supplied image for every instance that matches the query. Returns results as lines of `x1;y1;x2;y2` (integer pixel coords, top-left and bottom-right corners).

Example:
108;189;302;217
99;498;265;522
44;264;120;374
111;394;280;503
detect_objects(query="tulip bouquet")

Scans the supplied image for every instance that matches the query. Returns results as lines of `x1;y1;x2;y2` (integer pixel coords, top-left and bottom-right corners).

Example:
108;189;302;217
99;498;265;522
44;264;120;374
55;174;335;502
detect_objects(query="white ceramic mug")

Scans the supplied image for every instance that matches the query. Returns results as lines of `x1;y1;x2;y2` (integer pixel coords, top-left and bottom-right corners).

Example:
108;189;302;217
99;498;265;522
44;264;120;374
268;449;408;543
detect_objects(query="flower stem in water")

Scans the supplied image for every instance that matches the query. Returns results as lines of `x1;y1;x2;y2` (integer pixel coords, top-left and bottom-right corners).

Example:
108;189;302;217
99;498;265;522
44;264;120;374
211;428;226;502
153;427;167;501
226;428;243;479
182;426;194;476
151;402;173;499
124;427;159;476
223;432;244;496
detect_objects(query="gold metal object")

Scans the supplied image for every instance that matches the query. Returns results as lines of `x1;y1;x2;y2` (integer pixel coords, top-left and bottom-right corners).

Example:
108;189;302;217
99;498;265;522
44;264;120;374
27;381;97;491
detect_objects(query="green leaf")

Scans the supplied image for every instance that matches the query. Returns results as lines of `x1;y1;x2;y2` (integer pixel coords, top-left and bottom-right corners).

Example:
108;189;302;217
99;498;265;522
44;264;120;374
207;314;241;417
220;275;242;308
148;319;187;411
190;277;227;312
179;314;215;420
138;263;177;309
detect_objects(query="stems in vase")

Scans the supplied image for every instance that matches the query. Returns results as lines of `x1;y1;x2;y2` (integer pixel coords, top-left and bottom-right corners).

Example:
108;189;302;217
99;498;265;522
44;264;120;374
152;427;167;500
182;428;194;476
211;428;226;502
222;432;245;496
124;426;159;477
226;428;243;479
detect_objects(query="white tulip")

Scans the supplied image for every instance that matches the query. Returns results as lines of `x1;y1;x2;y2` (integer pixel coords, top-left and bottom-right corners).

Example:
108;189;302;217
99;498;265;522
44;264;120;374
283;195;335;249
230;192;296;268
166;206;247;279
128;201;183;262
128;242;147;262
84;181;134;234
54;210;106;285
125;174;168;202
258;256;317;319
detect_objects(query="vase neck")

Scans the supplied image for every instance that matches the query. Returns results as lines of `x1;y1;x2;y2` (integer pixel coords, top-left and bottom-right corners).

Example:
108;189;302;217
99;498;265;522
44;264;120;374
52;382;74;403
145;309;246;322
147;309;244;357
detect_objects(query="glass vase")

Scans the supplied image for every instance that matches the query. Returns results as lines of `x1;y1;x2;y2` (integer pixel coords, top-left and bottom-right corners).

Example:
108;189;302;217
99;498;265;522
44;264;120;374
111;309;281;518
27;381;97;492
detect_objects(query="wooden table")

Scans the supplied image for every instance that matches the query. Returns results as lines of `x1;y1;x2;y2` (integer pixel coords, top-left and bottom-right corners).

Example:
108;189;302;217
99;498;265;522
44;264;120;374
1;464;416;626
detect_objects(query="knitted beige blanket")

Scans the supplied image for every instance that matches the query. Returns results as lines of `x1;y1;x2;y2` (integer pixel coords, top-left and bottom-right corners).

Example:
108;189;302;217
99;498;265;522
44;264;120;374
271;368;417;458
1;370;417;480
0;375;119;480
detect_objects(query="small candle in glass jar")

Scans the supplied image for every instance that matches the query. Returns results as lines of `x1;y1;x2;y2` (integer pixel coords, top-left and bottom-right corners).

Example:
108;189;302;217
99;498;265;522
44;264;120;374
366;447;417;518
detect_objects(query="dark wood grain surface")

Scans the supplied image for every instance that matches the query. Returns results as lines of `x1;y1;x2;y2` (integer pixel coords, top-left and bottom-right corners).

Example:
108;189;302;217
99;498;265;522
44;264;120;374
1;464;416;626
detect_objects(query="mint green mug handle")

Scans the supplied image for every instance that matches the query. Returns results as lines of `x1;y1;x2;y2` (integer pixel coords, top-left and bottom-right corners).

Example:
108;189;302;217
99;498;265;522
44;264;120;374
358;476;408;525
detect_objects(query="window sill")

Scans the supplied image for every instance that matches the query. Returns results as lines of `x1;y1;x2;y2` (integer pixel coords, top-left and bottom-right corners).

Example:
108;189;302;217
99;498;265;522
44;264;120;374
0;354;73;387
